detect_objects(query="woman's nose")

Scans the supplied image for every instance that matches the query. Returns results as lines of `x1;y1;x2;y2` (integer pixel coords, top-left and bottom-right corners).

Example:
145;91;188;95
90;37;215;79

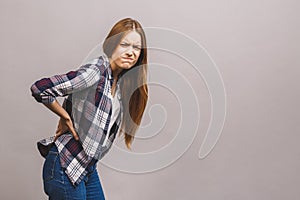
126;49;134;56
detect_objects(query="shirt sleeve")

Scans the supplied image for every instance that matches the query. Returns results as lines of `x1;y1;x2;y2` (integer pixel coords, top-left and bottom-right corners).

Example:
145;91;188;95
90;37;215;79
30;61;101;104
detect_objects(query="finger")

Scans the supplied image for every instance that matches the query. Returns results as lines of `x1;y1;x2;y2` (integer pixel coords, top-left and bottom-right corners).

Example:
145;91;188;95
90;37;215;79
56;128;60;133
69;127;79;141
57;121;61;128
65;120;79;141
72;130;79;141
54;129;62;142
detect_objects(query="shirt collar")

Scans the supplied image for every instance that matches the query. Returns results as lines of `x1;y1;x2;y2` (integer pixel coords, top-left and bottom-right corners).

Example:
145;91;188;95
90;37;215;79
101;53;114;80
101;54;122;100
102;53;123;81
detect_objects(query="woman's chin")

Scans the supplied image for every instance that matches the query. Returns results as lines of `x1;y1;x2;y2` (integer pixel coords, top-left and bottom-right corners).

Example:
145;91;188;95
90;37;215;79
121;63;133;69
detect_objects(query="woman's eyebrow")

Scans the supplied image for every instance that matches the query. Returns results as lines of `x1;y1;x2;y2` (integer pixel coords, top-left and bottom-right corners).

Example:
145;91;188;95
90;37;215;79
122;40;141;45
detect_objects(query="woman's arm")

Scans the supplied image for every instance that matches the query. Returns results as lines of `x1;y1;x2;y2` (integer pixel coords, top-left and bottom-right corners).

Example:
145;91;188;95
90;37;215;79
30;62;101;104
30;59;102;140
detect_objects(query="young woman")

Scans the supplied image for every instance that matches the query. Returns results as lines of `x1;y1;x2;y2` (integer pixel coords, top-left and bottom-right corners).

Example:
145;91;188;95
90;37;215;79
30;17;148;199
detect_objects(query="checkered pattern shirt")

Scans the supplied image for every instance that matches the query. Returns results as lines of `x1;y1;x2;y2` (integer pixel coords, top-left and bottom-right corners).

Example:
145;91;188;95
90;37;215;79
30;54;123;186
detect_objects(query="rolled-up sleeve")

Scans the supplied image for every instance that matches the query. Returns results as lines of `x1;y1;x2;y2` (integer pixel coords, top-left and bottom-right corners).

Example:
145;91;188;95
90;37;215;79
30;62;101;104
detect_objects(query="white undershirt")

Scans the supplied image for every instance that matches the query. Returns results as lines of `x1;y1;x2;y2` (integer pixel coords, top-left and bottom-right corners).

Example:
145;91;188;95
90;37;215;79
102;85;121;147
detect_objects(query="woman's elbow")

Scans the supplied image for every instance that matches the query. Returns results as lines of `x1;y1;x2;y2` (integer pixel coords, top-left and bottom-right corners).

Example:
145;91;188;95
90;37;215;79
30;83;42;102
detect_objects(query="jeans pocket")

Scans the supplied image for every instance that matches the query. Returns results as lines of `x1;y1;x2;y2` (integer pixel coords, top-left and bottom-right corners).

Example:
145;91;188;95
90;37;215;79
42;151;59;181
42;150;64;184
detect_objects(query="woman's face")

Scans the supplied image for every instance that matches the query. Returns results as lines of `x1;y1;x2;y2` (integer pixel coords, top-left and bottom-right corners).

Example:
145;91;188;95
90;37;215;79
110;31;142;71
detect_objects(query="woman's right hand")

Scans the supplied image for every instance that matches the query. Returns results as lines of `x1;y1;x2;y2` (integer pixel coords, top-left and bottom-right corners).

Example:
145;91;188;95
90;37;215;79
54;117;79;142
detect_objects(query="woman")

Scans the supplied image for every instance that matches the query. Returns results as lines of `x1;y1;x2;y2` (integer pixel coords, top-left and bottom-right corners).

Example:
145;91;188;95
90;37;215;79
30;17;148;199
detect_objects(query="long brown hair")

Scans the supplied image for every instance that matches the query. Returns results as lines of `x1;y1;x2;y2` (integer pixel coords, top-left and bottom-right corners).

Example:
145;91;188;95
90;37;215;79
102;18;148;150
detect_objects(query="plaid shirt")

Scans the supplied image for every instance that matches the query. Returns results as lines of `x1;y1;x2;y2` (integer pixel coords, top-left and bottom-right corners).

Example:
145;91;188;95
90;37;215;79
30;53;123;186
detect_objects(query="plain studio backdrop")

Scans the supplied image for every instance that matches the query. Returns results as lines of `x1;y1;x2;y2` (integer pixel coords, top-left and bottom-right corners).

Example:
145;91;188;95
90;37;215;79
0;0;299;199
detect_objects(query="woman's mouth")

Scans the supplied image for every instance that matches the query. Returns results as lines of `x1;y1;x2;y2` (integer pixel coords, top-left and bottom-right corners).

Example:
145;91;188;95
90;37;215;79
122;57;134;62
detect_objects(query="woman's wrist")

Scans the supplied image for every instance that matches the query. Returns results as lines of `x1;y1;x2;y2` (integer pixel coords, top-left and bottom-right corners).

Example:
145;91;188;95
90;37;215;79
44;99;70;120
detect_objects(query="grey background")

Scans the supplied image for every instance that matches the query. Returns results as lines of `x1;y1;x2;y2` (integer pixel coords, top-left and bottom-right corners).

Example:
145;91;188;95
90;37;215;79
1;0;299;199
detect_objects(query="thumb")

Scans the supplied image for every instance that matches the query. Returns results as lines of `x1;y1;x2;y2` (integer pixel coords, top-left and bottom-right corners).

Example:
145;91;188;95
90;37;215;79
54;127;61;142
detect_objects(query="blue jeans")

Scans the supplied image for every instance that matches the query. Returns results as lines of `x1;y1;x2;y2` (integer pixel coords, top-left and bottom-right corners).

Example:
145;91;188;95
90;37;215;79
42;145;106;200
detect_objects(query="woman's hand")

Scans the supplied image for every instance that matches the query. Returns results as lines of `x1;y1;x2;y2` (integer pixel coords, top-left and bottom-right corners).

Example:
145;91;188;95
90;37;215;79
42;100;79;142
54;117;79;142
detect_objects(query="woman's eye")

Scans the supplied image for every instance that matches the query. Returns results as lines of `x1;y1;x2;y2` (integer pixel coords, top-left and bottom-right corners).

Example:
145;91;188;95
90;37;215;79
120;43;129;47
120;43;141;50
133;46;142;50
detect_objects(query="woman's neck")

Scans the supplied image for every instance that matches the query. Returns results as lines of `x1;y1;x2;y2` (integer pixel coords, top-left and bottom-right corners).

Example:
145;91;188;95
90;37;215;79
109;59;123;79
